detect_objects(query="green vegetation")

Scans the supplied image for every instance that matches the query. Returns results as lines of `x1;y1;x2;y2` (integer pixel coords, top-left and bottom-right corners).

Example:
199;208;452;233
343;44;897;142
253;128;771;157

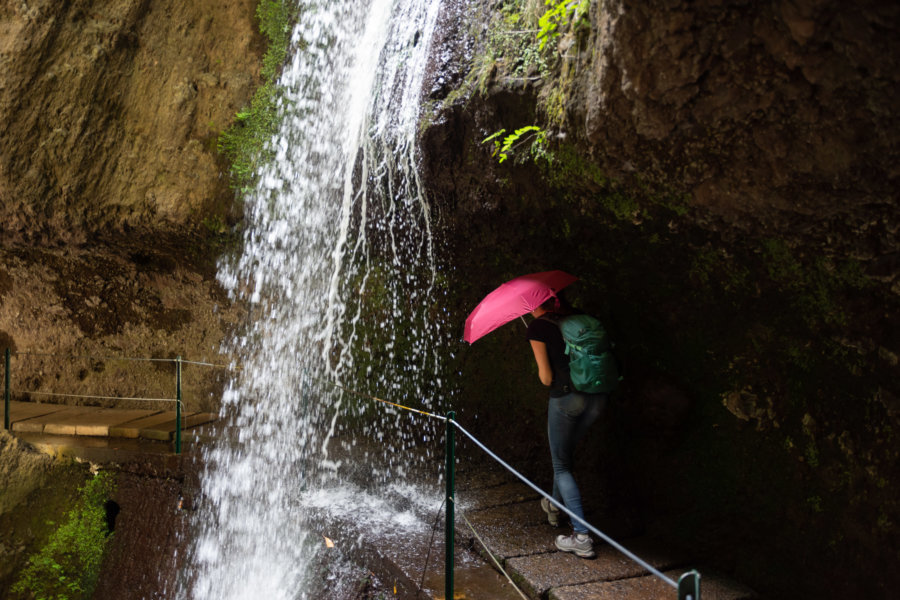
537;0;590;50
761;238;871;329
218;0;295;195
12;471;116;600
482;126;546;163
465;0;550;97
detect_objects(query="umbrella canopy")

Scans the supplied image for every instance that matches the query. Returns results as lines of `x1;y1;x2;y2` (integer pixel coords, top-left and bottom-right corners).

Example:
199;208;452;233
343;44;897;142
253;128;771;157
464;270;578;343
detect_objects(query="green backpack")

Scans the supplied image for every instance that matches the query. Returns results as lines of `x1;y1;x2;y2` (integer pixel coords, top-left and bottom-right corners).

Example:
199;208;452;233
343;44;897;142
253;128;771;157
551;314;621;393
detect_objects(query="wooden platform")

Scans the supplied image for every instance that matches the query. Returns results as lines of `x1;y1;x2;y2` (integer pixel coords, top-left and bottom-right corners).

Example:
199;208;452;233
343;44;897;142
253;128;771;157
1;400;216;443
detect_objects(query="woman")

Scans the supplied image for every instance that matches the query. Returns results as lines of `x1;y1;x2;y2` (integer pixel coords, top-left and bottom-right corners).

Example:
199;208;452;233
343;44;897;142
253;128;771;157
527;296;606;559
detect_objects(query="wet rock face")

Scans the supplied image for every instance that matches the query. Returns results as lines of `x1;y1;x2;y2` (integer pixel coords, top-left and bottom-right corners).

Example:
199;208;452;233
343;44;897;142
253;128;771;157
573;0;900;246
92;461;195;600
0;0;261;243
421;1;900;598
0;431;54;516
0;241;243;413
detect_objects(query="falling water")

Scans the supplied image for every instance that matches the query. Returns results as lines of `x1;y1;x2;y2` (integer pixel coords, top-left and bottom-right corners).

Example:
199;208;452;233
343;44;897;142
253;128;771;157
181;0;448;597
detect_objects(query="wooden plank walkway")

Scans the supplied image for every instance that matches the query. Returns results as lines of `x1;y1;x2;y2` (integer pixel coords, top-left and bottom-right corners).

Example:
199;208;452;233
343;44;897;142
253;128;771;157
1;400;216;443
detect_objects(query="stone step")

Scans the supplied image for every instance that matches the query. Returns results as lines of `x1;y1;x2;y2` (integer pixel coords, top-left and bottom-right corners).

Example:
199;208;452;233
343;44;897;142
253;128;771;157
453;459;758;600
109;410;182;438
11;406;95;433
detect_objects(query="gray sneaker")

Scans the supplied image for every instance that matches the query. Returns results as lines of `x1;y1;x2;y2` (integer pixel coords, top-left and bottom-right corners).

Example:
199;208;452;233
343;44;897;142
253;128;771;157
556;533;595;558
541;497;561;527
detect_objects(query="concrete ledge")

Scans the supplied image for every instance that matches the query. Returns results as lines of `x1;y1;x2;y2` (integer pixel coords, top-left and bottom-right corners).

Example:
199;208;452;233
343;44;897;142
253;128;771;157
12;407;88;433
110;411;179;438
43;408;161;436
505;542;685;598
2;401;70;428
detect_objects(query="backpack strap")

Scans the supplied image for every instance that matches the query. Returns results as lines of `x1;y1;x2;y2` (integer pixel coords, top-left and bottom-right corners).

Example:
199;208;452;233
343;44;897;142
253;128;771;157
535;313;574;393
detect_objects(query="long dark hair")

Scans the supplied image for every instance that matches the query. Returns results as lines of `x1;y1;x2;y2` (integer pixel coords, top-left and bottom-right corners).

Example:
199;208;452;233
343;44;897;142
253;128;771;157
539;291;573;315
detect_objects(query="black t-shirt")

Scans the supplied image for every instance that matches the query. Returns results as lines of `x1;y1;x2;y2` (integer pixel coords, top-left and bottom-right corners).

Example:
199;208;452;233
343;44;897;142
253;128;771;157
526;315;572;397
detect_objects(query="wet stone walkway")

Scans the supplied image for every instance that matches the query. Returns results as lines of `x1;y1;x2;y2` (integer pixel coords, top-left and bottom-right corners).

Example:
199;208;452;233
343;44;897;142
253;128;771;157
450;462;758;600
304;436;759;600
4;400;757;599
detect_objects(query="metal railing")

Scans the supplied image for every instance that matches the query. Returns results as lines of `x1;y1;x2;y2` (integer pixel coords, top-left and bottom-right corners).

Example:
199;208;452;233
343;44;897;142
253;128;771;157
2;348;228;454
2;348;704;598
309;373;703;600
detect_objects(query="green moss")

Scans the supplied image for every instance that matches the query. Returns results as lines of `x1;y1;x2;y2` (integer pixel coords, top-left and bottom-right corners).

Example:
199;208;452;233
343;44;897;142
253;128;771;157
456;0;551;101
218;0;296;195
12;471;116;600
533;144;648;221
761;238;873;330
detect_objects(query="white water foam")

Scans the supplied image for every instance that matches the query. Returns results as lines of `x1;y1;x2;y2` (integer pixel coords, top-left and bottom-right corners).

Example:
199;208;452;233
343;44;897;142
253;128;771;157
180;0;448;597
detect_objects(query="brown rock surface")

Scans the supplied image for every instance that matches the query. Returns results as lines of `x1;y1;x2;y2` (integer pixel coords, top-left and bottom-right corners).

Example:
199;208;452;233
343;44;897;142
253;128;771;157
0;0;256;412
0;430;54;515
0;0;261;242
420;1;900;598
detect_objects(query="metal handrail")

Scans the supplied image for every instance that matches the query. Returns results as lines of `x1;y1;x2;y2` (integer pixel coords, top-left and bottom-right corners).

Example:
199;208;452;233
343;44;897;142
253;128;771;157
2;349;217;454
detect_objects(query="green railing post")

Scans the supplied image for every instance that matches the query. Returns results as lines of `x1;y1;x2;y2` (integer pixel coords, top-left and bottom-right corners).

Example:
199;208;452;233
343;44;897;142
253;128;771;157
445;410;456;600
678;570;701;600
4;348;10;430
175;356;182;455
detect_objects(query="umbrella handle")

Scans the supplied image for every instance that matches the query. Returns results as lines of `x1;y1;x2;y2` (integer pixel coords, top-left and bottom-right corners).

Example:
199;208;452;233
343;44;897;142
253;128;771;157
520;315;528;327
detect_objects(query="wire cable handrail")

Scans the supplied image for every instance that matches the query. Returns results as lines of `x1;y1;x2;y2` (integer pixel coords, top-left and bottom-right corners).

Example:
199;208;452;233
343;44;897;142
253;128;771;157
11;389;181;404
307;373;448;422
316;372;683;591
449;418;679;589
180;359;234;369
11;350;233;369
5;346;190;453
14;351;172;363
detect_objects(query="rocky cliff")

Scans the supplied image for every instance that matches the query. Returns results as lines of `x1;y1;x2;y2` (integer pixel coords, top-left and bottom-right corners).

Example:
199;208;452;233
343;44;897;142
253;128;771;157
1;0;899;598
1;0;261;242
0;0;258;407
0;1;260;593
421;0;900;598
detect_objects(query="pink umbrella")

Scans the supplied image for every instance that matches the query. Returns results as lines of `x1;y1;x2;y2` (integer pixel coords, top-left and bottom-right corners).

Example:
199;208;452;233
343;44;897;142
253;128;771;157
464;270;578;343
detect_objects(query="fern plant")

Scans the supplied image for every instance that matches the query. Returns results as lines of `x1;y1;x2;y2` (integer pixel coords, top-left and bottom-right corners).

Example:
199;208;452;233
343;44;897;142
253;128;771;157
482;126;547;163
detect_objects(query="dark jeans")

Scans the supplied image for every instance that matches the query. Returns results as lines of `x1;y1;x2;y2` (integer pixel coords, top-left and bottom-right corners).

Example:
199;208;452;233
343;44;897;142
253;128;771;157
548;391;607;533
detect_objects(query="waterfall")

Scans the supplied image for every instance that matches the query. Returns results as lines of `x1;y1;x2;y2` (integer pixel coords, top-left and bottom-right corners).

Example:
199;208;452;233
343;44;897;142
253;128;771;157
180;0;447;597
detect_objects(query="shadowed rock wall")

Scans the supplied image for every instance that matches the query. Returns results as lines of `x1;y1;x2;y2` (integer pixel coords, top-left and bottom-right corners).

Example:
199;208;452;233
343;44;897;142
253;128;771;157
420;1;900;598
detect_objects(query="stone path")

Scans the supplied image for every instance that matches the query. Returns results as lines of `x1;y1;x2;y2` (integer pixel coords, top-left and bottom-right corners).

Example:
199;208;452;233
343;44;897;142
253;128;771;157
4;402;757;599
1;400;215;444
303;438;760;600
452;462;759;599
